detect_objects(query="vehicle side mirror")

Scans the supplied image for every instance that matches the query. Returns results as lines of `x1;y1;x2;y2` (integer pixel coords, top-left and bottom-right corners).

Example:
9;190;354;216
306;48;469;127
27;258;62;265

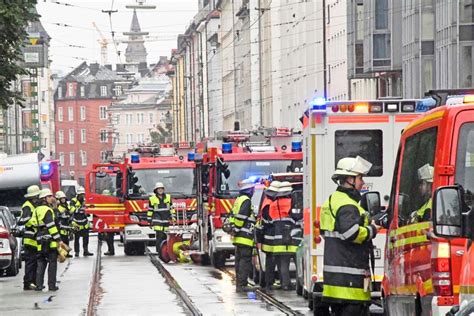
361;191;381;217
433;186;463;238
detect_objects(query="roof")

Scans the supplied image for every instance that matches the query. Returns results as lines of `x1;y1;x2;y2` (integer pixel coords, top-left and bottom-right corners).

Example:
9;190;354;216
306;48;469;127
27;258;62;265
61;62;125;83
130;9;141;32
109;97;172;111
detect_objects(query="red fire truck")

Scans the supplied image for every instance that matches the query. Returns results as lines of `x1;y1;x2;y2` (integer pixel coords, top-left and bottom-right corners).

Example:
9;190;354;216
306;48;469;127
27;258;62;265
85;144;197;255
194;129;303;267
372;91;474;314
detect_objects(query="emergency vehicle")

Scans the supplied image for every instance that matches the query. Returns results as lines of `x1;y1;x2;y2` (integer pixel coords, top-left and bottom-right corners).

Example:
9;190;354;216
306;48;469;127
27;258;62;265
300;98;431;313
373;91;474;315
85;143;197;256
194;129;303;268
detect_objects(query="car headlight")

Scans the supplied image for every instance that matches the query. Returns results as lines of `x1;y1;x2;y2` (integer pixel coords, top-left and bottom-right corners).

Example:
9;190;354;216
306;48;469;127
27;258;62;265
126;230;141;235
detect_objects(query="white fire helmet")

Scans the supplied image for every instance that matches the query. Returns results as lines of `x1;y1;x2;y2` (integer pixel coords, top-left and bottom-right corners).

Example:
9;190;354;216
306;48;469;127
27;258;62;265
332;156;373;180
418;164;434;183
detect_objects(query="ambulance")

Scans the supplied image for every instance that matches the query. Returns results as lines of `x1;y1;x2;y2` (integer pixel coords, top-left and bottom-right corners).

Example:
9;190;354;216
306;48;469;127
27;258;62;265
300;98;431;313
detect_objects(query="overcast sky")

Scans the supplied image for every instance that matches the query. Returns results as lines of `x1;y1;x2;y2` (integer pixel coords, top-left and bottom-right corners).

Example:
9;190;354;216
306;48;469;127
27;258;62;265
36;0;198;75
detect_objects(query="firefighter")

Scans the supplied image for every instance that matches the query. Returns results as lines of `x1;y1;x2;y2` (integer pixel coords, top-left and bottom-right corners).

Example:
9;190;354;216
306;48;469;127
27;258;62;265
147;182;175;252
71;187;93;257
55;191;72;256
262;181;299;291
321;156;380;315
101;189;115;256
409;164;434;224
33;189;61;291
18;185;41;290
229;178;256;292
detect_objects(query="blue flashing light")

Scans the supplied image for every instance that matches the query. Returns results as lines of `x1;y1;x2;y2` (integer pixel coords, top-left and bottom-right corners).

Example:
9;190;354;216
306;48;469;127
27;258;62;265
130;153;140;163
291;141;302;152
310;98;327;112
222;143;233;154
40;162;51;175
187;152;195;161
415;98;436;112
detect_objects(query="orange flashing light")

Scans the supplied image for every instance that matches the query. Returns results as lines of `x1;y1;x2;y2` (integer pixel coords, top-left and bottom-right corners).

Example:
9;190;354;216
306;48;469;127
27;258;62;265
463;95;474;103
354;103;369;113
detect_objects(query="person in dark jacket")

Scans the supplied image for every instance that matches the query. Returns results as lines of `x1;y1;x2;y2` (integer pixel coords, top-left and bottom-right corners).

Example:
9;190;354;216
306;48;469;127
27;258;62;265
229;179;256;292
147;182;175;253
55;191;72;255
70;187;93;257
18;185;41;290
320;156;380;316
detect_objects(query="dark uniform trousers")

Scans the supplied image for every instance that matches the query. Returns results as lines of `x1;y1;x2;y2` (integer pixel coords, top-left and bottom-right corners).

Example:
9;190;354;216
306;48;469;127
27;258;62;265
235;245;253;287
265;253;291;288
331;303;369;316
155;231;167;252
23;245;37;286
74;229;90;254
36;249;58;289
105;232;114;254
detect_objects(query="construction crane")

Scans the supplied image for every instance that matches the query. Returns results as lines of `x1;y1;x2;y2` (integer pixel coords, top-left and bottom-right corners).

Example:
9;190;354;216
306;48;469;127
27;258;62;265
92;22;109;65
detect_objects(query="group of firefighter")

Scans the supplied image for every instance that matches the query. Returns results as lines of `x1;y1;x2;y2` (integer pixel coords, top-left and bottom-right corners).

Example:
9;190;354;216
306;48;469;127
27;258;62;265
18;186;94;292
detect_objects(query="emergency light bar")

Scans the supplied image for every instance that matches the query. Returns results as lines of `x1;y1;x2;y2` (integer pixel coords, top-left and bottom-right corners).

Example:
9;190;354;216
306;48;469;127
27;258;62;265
187;152;195;161
310;98;434;114
130;153;140;163
222;143;232;154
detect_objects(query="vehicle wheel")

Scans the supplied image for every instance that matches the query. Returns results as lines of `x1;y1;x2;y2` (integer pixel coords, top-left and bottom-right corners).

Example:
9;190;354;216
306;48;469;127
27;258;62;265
124;242;134;256
296;277;303;296
200;254;210;266
135;242;145;256
5;254;19;276
211;251;226;268
303;289;309;299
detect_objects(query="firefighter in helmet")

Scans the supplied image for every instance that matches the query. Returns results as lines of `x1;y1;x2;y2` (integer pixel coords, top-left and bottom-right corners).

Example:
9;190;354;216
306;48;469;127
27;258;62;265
70;187;93;257
101;189;115;256
229;178;256;292
55;191;72;256
409;164;434;224
18;185;41;290
33;189;61;291
147;182;175;252
320;156;380;315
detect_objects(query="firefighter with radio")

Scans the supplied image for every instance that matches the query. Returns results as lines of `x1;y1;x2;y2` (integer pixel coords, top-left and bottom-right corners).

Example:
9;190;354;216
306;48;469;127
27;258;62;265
320;156;380;315
55;191;72;255
229;178;256;292
147;182;175;252
18;185;41;290
409;164;434;224
33;189;61;291
71;187;93;257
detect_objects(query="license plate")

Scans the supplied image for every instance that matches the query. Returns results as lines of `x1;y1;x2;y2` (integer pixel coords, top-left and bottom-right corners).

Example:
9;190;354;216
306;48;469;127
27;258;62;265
374;247;382;259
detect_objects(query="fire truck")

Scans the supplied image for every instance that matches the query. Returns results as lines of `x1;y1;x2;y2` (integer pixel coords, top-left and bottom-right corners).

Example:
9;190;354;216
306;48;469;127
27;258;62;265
367;90;474;315
194;129;303;268
299;98;436;313
85;143;196;256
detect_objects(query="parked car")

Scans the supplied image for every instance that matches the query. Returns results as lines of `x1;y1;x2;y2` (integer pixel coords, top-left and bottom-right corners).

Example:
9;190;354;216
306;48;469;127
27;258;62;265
0;207;21;276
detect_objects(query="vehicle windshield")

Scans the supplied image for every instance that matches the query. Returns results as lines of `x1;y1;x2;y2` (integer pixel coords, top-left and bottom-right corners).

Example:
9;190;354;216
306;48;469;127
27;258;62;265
217;160;301;195
132;168;196;197
456;122;474;209
0;189;27;216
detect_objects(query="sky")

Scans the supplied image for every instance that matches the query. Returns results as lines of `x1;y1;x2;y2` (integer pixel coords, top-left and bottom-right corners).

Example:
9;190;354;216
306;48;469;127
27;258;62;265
36;0;198;75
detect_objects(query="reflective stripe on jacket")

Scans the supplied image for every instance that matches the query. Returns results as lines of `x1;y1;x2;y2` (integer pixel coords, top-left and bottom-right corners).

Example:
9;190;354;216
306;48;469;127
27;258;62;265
147;194;173;232
230;195;255;247
33;205;60;250
19;200;38;248
320;189;376;303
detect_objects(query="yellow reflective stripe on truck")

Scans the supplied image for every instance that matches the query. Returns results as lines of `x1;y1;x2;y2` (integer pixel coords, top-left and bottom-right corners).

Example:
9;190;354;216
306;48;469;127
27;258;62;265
388;222;431;249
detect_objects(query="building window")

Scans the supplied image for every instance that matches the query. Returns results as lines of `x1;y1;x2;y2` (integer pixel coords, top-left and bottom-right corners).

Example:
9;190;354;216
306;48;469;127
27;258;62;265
68;107;74;121
100;129;108;143
58;86;63;99
81;129;86;143
67;82;75;97
80;106;86;121
69;152;75;166
137;133;145;143
373;33;391;59
126;113;133;125
80;86;85;97
137;112;145;124
100;86;107;97
355;3;364;41
58;107;63;122
100;151;108;162
375;0;388;30
114;85;122;96
80;151;87;166
149;113;154;124
99;106;107;120
126;133;133;145
69;129;74;144
461;0;474;23
59;152;65;166
58;130;64;145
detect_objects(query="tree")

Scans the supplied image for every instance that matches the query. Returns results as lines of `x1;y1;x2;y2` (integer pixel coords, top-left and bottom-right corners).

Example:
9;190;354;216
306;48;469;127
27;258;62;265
150;125;172;144
0;1;38;109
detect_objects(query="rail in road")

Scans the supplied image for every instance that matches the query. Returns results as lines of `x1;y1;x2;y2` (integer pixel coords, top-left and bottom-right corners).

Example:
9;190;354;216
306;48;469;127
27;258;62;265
147;250;203;316
87;239;103;316
219;267;304;316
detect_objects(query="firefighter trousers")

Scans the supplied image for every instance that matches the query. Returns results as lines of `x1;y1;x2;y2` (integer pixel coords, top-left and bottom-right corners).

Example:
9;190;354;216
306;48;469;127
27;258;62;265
330;303;369;316
155;231;167;253
235;245;253;288
265;254;291;289
60;234;69;247
105;232;115;254
23;245;37;287
36;249;58;289
74;229;89;254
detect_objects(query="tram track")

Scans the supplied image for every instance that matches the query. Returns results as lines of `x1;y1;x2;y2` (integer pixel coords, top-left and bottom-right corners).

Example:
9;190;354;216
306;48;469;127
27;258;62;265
219;267;303;315
87;239;103;316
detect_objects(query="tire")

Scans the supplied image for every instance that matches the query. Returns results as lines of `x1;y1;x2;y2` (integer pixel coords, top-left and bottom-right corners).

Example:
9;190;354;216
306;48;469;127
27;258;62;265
5;254;19;276
124;242;134;256
135;242;145;256
296;277;303;296
303;289;309;299
211;251;226;268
